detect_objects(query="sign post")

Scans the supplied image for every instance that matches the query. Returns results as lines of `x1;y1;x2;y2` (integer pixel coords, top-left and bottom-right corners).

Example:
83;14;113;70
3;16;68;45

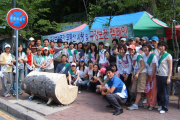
6;8;28;100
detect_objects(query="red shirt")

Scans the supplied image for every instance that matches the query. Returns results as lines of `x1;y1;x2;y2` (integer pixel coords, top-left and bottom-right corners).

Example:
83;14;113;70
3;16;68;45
27;53;32;66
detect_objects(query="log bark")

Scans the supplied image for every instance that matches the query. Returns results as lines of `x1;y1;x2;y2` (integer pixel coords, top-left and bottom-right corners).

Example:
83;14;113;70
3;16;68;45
24;71;78;105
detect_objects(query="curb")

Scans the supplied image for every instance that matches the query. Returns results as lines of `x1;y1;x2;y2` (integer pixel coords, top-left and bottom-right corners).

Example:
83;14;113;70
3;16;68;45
0;98;48;120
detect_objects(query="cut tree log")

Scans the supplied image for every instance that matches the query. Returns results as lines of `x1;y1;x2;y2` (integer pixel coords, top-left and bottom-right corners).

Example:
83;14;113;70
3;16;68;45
24;71;78;105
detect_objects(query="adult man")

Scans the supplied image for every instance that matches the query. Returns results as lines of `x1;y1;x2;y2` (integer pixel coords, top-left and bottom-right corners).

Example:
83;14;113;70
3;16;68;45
54;39;64;71
36;39;42;48
120;38;127;45
29;37;35;48
102;67;128;115
0;44;15;97
139;36;149;54
55;55;71;76
50;40;55;50
31;45;37;55
42;39;53;54
128;37;135;46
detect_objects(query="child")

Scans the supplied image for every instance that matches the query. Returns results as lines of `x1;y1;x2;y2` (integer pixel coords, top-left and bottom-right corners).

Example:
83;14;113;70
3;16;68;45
96;68;108;93
25;47;34;76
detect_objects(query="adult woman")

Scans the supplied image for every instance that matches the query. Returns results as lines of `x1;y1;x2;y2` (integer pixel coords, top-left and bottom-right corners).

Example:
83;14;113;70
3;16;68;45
13;44;27;96
127;45;147;110
68;62;81;93
88;64;100;92
101;51;116;67
83;43;89;65
85;61;93;90
89;43;98;65
156;41;172;114
77;59;88;90
42;47;54;73
33;48;46;72
110;62;120;78
25;47;34;77
74;43;78;49
142;42;157;111
116;44;132;106
75;42;84;65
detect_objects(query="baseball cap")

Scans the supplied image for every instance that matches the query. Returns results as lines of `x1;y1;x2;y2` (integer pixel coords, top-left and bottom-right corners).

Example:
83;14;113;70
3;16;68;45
128;45;136;50
129;37;135;41
99;68;106;74
120;38;126;41
79;59;85;62
84;43;88;46
141;36;149;41
5;44;11;48
29;37;35;41
57;39;63;43
105;43;110;47
43;47;49;51
71;62;76;66
31;45;37;49
37;47;42;51
100;63;109;68
151;36;159;41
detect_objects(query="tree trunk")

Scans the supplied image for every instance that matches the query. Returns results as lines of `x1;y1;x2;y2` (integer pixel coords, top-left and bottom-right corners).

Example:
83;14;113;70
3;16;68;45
24;71;78;105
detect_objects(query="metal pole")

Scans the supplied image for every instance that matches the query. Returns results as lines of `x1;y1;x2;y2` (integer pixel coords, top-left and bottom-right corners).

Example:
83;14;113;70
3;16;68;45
16;30;19;100
12;0;16;53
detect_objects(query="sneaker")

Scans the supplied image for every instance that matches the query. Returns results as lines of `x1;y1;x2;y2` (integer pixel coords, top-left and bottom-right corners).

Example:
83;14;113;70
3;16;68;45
143;105;149;109
158;106;162;111
78;91;81;94
160;110;166;114
4;93;11;98
148;106;154;111
138;102;143;107
143;99;147;104
127;104;138;110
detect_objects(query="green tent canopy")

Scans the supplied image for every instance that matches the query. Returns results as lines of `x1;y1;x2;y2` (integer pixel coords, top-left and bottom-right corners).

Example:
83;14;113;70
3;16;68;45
91;11;168;37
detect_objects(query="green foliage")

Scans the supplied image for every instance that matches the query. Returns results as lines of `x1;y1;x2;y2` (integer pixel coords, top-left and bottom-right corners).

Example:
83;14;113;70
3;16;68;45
0;0;58;40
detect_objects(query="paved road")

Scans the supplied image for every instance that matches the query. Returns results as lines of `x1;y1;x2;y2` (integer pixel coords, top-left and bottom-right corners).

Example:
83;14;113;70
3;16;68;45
0;109;20;120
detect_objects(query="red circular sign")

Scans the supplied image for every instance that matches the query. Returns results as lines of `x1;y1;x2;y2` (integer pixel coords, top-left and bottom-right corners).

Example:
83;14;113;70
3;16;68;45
6;8;28;30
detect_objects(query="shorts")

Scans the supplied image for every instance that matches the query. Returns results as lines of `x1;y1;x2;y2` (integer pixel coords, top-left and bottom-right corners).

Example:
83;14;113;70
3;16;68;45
131;73;147;93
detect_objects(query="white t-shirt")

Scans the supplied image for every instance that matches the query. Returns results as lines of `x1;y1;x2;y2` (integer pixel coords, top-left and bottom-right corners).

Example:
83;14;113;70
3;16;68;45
76;66;88;79
116;54;132;75
142;52;157;75
99;49;106;64
157;53;172;76
132;53;147;74
67;48;75;63
87;67;93;80
68;70;82;83
44;54;54;70
152;49;160;60
136;46;142;53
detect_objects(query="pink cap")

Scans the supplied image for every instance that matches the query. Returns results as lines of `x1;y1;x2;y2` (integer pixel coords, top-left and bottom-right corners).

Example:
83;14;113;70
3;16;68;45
100;62;109;68
128;45;136;50
99;68;106;74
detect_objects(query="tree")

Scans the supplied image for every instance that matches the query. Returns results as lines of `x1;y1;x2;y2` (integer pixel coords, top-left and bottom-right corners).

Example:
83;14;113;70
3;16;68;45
154;0;180;75
0;0;58;40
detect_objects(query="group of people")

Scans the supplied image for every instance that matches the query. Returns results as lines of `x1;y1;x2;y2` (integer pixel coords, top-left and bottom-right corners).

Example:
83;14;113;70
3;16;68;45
0;36;172;116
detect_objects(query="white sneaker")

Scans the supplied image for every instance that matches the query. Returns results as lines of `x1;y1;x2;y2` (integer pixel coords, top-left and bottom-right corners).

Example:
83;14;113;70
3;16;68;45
158;106;162;111
143;99;147;104
160;110;166;114
127;104;138;110
78;91;81;94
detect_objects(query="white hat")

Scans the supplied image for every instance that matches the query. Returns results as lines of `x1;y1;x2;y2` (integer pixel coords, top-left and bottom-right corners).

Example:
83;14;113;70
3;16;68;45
43;47;49;50
71;62;76;66
5;44;11;48
105;43;110;47
29;37;35;41
120;38;126;41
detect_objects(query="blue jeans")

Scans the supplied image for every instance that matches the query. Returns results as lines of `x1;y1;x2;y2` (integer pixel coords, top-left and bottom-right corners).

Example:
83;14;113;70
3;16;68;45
12;69;24;94
79;80;89;90
25;68;32;77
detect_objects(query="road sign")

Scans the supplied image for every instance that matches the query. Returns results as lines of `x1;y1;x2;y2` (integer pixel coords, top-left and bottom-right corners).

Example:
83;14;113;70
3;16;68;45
6;8;28;30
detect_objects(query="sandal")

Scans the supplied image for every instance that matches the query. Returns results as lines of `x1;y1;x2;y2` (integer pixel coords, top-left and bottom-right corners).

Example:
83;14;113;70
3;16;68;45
19;92;23;95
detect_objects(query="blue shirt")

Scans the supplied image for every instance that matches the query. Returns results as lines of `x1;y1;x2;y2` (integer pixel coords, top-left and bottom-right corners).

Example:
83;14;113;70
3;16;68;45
33;54;44;65
109;75;128;98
